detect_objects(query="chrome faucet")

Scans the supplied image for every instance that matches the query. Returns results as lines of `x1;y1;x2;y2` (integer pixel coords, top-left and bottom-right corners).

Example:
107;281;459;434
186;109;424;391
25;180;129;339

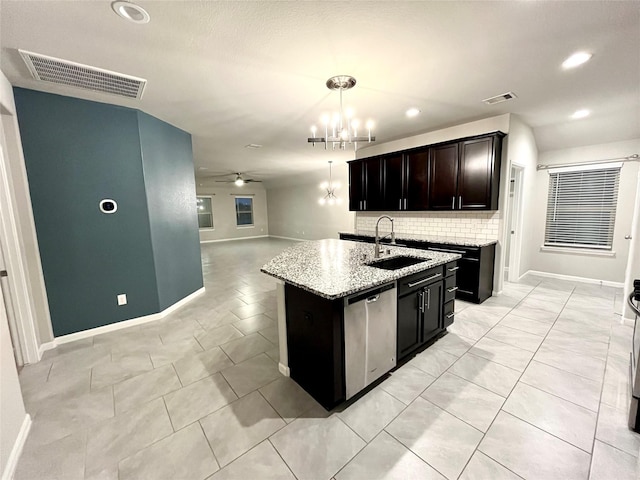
374;215;396;258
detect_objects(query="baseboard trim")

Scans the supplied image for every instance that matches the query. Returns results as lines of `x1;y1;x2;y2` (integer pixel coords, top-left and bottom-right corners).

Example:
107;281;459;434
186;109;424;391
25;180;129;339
523;270;624;289
278;363;290;377
43;287;205;348
269;235;305;242
1;414;32;480
200;235;268;244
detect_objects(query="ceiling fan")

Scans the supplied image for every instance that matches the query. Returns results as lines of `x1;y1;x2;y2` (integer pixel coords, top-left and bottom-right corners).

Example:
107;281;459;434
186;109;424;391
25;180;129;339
213;173;262;187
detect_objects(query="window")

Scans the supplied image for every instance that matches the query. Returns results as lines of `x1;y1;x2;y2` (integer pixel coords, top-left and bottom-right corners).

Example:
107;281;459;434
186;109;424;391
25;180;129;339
235;196;254;226
196;196;214;229
544;163;621;250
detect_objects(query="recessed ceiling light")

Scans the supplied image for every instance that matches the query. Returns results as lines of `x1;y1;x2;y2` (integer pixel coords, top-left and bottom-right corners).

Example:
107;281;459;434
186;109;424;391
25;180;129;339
111;1;150;24
197;167;208;171
245;144;263;149
406;108;421;118
571;109;590;119
562;52;592;69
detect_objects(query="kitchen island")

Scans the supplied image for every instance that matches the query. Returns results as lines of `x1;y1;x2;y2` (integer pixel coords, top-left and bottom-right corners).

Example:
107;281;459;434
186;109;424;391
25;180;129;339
261;239;460;409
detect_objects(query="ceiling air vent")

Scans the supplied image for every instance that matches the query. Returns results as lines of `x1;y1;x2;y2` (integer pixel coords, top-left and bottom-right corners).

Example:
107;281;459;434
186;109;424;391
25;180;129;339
482;92;517;105
19;49;146;99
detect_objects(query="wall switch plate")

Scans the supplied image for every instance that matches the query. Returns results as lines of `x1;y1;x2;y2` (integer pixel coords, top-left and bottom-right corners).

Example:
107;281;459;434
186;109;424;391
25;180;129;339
117;294;127;306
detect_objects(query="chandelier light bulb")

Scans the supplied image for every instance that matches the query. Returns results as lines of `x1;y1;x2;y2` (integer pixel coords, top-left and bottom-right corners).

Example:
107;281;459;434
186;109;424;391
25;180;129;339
235;178;244;187
328;198;335;205
311;125;317;136
366;120;374;129
319;198;326;205
307;76;376;150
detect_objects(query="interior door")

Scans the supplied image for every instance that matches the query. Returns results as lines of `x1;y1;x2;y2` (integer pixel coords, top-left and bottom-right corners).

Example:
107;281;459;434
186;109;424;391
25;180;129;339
428;143;459;209
0;242;22;367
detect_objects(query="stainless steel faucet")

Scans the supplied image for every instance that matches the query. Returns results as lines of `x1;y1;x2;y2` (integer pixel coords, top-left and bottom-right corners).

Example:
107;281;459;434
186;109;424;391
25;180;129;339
374;215;396;258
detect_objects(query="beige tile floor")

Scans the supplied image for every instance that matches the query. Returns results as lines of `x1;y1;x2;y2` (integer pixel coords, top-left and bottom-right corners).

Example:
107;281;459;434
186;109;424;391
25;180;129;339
15;238;640;479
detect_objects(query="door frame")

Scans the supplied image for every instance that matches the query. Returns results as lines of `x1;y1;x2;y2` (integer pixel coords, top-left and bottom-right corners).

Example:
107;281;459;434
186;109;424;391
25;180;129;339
0;142;39;364
507;164;525;282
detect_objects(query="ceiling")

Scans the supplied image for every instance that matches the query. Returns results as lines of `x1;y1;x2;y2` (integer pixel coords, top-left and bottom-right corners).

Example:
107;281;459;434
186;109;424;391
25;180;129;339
1;1;638;184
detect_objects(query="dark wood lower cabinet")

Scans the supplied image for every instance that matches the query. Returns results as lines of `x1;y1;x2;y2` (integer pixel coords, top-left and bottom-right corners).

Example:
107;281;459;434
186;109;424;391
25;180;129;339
396;268;445;362
285;284;345;410
339;233;496;304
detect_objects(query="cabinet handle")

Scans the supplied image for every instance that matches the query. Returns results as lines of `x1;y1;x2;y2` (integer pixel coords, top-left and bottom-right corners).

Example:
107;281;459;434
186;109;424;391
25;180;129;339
418;291;424;313
447;286;459;293
447;266;460;272
458;196;462;209
408;273;441;288
446;312;455;319
426;288;431;309
399;198;402;209
404;198;407;210
451;197;455;209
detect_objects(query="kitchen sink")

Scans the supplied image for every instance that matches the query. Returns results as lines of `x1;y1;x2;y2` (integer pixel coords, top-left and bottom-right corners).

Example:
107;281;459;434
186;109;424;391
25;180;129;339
366;255;430;270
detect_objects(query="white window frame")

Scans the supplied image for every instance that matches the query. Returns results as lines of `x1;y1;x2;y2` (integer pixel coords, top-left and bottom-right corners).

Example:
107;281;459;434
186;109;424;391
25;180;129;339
235;196;254;228
543;162;621;252
196;195;214;230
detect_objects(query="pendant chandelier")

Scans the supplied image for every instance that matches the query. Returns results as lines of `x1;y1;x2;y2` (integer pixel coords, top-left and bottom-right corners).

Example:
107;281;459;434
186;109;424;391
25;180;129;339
308;75;376;150
319;161;341;205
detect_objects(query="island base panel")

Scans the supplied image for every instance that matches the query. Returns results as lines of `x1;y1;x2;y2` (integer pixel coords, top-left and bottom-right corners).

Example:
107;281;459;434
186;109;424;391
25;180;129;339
285;283;345;410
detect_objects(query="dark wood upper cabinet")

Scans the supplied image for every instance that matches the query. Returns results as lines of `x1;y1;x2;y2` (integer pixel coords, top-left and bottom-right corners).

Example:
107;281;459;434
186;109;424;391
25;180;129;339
458;135;501;210
364;157;384;211
428;143;459;210
406;149;430;210
381;153;404;210
348;160;365;211
348;131;504;212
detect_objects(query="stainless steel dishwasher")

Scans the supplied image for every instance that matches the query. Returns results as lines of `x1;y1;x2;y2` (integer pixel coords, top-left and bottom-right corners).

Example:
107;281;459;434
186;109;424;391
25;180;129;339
343;283;397;400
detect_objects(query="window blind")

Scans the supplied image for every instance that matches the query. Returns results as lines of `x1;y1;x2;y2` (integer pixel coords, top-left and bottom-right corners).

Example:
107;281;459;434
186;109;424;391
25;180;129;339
544;165;621;249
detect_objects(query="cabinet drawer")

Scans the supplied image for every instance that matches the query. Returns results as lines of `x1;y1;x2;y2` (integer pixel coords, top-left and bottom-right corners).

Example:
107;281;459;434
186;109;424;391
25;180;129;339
444;275;458;303
398;266;444;296
443;301;455;328
445;261;459;277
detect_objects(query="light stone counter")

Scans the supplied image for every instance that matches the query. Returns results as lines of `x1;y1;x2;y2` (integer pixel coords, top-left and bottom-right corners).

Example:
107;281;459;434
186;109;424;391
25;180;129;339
260;238;460;300
339;230;497;248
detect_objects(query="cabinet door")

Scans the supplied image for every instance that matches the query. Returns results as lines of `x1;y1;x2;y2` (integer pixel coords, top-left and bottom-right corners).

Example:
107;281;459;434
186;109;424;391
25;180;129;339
428;143;459;210
406;148;430;210
348;161;365;211
456;258;480;301
397;292;422;360
364;157;384;211
422;282;443;342
382;153;404;211
458;136;494;209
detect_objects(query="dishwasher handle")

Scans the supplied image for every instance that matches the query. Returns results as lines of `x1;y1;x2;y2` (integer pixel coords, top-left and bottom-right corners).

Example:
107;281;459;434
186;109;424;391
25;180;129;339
366;294;380;303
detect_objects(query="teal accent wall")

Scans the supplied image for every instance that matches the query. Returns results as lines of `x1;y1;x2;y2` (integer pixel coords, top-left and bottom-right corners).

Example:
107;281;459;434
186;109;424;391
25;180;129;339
14;88;203;336
138;112;203;311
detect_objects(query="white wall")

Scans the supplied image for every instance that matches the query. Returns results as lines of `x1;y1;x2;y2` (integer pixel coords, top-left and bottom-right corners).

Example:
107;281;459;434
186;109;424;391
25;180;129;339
266;162;355;240
195;185;269;242
504;115;539;280
527;139;640;284
355;114;511;159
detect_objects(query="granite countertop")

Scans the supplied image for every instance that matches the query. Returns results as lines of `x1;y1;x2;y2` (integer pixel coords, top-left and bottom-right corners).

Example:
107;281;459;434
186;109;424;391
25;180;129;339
339;230;497;248
260;239;460;300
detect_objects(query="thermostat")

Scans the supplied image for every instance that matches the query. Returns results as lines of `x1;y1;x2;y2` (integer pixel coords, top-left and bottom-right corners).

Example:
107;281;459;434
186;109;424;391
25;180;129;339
99;199;118;214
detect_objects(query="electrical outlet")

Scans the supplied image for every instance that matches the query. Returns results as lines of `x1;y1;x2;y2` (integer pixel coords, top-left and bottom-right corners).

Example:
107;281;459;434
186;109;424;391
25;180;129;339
117;294;127;306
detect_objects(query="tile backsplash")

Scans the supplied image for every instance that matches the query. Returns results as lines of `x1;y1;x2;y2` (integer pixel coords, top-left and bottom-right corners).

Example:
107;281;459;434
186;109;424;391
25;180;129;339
355;211;501;241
